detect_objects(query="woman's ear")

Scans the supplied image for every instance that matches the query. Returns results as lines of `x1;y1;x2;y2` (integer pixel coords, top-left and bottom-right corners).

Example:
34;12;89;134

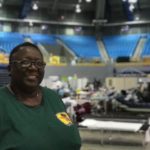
7;64;10;71
7;65;11;76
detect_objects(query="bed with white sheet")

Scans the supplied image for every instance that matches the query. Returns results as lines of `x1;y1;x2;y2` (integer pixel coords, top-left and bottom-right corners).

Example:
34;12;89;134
79;118;148;145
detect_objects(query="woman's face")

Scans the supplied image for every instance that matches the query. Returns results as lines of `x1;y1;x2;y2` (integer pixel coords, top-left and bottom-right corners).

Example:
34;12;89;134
9;46;45;90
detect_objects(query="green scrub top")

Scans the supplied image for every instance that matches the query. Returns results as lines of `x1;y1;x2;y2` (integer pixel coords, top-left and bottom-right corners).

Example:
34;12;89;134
0;86;81;150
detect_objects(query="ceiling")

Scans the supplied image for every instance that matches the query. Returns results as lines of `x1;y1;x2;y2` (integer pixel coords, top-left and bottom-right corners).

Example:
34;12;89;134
1;0;150;27
3;0;96;17
3;0;95;11
1;0;100;25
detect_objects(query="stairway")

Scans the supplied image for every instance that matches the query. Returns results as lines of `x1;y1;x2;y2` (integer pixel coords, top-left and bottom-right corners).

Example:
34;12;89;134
97;40;110;63
131;37;147;62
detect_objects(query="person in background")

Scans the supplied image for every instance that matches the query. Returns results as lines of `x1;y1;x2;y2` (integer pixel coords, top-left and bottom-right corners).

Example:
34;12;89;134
0;42;81;150
142;83;150;103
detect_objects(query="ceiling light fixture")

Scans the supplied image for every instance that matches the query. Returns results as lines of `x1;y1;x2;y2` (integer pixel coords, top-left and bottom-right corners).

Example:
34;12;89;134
128;0;137;3
41;25;48;30
76;4;80;9
85;0;92;3
29;21;33;27
32;2;38;10
76;7;81;13
75;4;81;13
135;16;140;21
129;4;135;12
0;0;3;8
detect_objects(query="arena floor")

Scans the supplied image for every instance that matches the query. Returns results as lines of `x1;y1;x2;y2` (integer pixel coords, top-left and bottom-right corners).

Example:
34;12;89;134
81;144;145;150
79;127;150;150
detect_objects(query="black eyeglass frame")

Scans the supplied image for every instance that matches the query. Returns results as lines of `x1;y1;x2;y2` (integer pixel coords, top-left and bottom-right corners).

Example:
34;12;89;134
10;60;46;69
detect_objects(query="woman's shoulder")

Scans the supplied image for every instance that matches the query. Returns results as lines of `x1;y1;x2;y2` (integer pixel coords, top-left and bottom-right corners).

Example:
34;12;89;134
0;86;8;96
0;86;9;106
41;86;66;110
0;86;7;91
41;86;58;95
41;86;62;100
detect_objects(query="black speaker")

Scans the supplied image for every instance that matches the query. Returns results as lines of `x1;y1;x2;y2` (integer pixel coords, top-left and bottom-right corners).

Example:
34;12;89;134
116;56;130;62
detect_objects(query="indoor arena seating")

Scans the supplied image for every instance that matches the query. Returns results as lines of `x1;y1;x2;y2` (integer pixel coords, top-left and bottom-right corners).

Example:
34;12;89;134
27;33;57;45
0;32;24;54
0;65;10;86
26;33;58;64
1;32;150;66
102;34;141;60
57;35;102;60
140;34;150;64
141;34;150;57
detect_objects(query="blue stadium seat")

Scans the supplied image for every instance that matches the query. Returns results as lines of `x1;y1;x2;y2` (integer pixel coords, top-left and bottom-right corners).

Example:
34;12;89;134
26;33;57;45
103;34;141;60
0;32;24;54
57;35;101;59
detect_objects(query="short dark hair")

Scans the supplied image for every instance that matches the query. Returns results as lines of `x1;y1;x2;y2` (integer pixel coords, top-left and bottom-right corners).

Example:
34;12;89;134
9;42;43;63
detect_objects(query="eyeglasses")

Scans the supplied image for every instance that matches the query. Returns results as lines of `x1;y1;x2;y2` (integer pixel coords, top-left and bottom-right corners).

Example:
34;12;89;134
10;60;46;69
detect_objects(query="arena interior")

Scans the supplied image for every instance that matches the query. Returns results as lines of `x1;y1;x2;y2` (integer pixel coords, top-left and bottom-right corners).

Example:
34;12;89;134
1;0;150;150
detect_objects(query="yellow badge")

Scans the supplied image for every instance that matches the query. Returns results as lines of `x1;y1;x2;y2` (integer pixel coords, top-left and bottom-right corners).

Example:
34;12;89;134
56;112;73;126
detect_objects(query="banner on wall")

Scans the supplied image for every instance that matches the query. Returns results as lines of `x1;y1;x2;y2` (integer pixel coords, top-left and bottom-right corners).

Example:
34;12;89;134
49;55;60;64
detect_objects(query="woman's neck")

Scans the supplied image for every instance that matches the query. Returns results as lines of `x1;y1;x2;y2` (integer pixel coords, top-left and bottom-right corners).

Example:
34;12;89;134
8;84;42;106
10;82;38;94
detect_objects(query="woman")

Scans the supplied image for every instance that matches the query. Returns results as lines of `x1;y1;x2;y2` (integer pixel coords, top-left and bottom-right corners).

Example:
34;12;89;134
0;42;81;150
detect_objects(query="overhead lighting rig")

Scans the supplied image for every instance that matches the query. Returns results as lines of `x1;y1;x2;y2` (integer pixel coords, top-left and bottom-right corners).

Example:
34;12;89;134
75;0;93;13
32;1;39;10
0;0;3;8
92;19;108;26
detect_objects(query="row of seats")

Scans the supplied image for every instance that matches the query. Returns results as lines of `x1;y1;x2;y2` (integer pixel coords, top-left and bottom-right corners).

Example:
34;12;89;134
0;32;24;53
0;32;102;60
103;34;141;59
25;33;57;45
0;32;150;61
58;35;101;59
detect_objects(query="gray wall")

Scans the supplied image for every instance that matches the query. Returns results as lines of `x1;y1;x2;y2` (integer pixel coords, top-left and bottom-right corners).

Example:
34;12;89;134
44;65;114;82
102;25;150;36
44;64;150;82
